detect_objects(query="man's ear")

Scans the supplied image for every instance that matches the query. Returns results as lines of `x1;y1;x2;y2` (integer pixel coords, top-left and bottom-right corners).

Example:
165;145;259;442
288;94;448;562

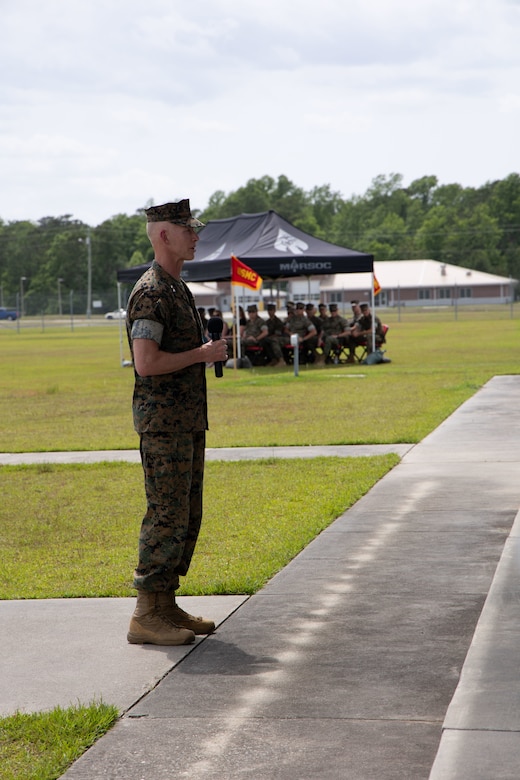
159;228;169;244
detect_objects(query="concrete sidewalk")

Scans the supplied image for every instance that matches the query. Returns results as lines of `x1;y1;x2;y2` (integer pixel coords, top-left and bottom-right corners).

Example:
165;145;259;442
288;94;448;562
1;376;520;779
0;443;413;466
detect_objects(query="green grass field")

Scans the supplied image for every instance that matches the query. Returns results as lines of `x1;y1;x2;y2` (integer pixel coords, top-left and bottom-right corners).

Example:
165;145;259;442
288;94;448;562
0;309;519;452
0;307;518;779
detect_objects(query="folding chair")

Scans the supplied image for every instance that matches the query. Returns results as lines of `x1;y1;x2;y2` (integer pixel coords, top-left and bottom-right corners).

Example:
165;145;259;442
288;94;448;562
244;344;269;366
355;324;389;363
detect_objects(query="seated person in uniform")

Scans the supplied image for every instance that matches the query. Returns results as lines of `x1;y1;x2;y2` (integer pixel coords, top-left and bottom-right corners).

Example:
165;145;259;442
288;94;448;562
243;304;284;366
286;301;318;361
317;302;328;325
305;303;324;348
265;303;288;366
340;300;363;363
352;302;384;353
284;300;296;326
320;303;349;361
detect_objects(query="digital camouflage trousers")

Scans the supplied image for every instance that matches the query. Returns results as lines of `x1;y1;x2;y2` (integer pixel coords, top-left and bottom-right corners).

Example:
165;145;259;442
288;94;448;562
133;429;206;593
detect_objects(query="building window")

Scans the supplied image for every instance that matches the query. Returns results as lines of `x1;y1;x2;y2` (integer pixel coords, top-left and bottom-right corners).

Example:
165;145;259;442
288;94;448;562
330;292;343;303
459;288;472;298
419;289;431;299
438;288;452;299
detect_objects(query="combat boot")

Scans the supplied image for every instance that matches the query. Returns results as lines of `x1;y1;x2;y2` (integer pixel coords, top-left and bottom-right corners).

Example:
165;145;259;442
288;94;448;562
127;590;195;645
156;592;216;635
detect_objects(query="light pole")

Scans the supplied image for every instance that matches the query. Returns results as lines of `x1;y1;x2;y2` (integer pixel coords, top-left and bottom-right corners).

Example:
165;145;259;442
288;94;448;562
58;278;64;316
20;276;27;318
78;229;92;318
86;229;92;318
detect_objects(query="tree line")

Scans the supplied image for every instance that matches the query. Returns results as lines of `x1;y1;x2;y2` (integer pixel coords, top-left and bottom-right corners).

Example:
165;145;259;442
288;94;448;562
1;172;519;313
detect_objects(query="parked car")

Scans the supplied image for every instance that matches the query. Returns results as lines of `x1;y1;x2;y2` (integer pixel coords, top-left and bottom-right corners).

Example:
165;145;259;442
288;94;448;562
0;307;18;320
104;308;127;319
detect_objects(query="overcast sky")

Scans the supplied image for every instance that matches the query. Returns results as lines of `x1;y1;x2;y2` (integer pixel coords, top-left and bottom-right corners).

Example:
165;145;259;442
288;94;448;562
1;0;518;226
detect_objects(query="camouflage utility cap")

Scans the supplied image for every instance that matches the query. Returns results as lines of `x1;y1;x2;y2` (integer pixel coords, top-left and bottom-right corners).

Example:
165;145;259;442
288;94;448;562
145;199;205;227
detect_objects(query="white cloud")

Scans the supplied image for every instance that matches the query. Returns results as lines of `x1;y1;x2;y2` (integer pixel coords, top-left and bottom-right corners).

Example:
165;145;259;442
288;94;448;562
0;0;518;224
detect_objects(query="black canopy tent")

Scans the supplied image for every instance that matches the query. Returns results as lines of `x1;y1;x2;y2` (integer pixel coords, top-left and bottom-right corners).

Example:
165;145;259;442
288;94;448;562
116;210;373;285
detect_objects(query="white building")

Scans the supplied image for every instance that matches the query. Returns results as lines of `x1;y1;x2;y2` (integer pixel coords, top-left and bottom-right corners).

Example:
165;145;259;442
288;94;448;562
317;259;517;307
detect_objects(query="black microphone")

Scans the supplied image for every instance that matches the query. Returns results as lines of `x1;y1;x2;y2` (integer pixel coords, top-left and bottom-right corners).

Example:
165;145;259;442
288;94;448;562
207;316;224;378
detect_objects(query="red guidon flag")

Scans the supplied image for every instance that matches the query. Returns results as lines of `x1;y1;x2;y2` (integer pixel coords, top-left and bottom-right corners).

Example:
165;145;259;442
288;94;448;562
231;255;263;291
373;273;382;296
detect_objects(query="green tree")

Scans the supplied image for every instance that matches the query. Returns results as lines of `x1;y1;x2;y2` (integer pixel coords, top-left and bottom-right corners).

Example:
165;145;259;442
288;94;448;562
363;213;409;260
308;184;344;237
406;175;439;209
486;174;520;286
444;204;503;274
0;220;43;305
93;214;149;286
200;175;310;225
331;197;371;250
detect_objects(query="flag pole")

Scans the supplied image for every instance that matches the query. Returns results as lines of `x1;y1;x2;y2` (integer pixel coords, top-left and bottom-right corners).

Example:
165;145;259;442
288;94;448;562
230;287;237;373
234;285;241;368
235;285;242;361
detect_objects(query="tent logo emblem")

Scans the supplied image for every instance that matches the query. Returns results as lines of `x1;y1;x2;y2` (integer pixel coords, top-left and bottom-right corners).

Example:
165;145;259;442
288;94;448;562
280;259;333;273
274;229;308;255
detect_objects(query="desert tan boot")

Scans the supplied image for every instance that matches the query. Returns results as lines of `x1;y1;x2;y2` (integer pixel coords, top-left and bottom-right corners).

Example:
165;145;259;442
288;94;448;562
156;592;216;635
127;590;195;645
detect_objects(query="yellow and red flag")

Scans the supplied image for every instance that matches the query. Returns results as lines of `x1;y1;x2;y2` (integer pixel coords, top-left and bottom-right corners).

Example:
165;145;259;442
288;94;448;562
231;255;262;291
373;273;382;296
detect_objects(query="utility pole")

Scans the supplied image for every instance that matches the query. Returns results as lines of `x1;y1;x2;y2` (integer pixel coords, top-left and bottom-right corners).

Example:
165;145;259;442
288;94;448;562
79;230;92;319
58;278;64;316
86;228;92;319
20;276;27;317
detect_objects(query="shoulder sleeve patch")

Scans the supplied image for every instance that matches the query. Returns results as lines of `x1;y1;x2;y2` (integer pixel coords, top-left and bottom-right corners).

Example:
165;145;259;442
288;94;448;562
131;319;164;344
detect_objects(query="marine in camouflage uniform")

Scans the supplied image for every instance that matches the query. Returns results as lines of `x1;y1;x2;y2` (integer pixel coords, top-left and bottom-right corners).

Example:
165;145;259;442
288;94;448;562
355;302;384;353
341;300;363;362
321;303;349;360
242;304;284;365
242;305;269;345
287;302;318;362
126;200;227;646
127;262;207;593
265;303;288;365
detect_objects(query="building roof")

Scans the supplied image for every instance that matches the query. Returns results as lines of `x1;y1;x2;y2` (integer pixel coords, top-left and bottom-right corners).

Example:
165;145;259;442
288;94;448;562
321;259;516;291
